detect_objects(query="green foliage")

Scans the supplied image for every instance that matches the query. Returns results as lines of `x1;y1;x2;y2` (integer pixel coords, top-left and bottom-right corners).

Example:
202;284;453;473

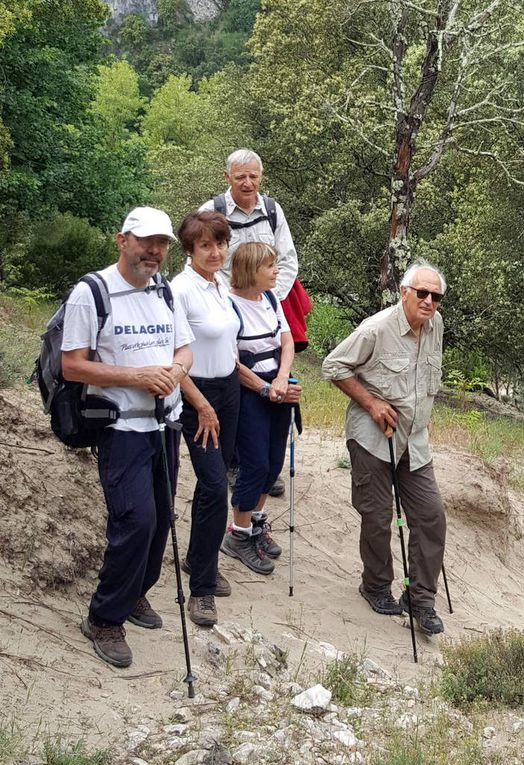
105;0;259;91
0;722;25;764
367;718;485;765
442;349;489;391
0;0;108;218
91;60;146;148
323;655;368;706
43;739;112;765
440;630;524;708
13;213;115;295
0;290;50;386
306;300;352;356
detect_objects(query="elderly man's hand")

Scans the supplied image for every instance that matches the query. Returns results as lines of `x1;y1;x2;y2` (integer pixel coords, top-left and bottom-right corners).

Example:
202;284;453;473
367;397;398;437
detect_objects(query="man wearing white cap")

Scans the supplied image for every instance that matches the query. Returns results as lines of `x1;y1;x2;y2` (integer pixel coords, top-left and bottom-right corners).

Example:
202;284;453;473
61;207;194;668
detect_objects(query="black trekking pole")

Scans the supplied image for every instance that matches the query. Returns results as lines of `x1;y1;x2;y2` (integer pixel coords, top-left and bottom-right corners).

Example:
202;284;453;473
388;433;418;663
155;396;195;698
288;378;298;597
441;563;453;614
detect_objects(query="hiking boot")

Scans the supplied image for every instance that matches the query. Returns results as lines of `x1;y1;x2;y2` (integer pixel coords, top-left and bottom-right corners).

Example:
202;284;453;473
181;557;231;597
359;584;403;616
81;617;132;668
399;591;445;635
127;596;162;629
220;526;275;575
227;467;238;491
268;475;285;498
252;513;282;558
188;594;218;627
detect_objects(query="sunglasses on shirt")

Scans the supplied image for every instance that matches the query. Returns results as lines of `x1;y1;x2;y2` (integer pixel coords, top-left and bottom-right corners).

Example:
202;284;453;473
407;286;444;303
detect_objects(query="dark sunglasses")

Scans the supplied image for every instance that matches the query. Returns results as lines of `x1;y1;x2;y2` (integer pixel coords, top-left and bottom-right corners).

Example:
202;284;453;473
407;286;443;303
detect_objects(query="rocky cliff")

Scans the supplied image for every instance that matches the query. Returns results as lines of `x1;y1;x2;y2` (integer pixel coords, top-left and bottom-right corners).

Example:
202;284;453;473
105;0;222;23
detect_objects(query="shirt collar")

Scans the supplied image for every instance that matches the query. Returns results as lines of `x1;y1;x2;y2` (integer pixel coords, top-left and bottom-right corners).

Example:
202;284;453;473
183;262;217;291
396;300;434;336
225;188;265;215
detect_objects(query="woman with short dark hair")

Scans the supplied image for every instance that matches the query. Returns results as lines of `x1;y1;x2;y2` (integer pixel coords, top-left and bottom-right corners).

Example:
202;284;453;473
171;210;241;626
221;242;302;575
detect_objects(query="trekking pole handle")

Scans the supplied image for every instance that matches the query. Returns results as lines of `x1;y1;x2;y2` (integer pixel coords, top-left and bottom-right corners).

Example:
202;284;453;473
155;395;166;426
288;377;299;384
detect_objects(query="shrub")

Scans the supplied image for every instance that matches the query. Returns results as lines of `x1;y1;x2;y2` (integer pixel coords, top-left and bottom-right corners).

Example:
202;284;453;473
14;213;115;296
440;629;524;708
306;300;352;357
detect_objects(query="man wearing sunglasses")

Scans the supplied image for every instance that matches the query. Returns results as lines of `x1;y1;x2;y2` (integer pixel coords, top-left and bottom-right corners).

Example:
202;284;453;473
322;261;447;636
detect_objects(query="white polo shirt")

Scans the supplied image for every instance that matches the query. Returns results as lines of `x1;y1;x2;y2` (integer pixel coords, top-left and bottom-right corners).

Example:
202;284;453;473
171;264;240;379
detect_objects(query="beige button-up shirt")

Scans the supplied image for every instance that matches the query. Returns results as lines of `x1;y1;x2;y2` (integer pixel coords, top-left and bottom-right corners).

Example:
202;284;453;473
322;302;443;470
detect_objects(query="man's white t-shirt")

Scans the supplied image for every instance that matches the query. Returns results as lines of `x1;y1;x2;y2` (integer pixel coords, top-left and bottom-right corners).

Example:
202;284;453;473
61;264;194;431
231;291;290;375
171;265;240;379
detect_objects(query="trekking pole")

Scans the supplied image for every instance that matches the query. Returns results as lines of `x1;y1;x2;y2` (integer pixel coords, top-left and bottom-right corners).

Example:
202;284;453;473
441;563;453;614
155;396;195;698
288;378;298;597
388;433;418;663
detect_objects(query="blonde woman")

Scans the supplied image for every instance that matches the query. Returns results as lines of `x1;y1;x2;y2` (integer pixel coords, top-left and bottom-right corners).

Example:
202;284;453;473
221;243;302;574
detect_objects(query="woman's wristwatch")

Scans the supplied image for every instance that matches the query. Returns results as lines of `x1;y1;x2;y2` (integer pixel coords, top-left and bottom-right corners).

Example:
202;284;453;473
259;382;271;398
173;362;188;377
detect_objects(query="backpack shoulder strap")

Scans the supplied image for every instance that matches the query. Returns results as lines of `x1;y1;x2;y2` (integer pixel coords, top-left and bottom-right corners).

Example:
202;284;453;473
79;272;111;334
229;297;244;339
153;273;174;312
262;195;277;234
213;194;227;216
263;289;278;313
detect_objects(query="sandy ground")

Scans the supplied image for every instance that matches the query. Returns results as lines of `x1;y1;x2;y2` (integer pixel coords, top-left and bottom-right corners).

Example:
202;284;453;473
0;386;523;754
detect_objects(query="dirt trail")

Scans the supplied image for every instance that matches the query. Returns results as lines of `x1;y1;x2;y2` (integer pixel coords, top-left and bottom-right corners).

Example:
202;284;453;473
1;386;523;753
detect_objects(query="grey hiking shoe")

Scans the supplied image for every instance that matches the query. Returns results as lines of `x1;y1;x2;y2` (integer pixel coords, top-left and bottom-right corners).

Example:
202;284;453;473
220;526;275;575
188;594;218;627
359;584;403;615
181;557;232;597
252;513;282;558
127;596;162;629
81;617;132;668
268;475;285;498
399;591;444;635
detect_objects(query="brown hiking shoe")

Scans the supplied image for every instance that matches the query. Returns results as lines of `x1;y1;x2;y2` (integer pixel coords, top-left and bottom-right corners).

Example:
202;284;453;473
188;594;218;627
127;596;162;629
81;617;132;668
181;558;232;597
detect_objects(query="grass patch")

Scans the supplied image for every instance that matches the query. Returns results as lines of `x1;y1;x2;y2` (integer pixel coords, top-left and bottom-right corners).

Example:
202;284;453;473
0;724;26;765
43;739;112;765
292;350;346;430
0;291;56;387
367;718;486;765
439;629;524;709
322;655;378;707
431;404;524;489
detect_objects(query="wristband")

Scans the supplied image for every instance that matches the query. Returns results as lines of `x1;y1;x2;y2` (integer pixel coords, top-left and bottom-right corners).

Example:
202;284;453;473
259;382;271;398
173;362;188;377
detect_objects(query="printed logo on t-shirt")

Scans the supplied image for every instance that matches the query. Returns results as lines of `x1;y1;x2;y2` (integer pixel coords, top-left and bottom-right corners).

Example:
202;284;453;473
114;323;173;335
114;322;174;354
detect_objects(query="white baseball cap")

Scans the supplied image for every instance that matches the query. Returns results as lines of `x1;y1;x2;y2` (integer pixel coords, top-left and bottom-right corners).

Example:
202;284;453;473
121;207;176;240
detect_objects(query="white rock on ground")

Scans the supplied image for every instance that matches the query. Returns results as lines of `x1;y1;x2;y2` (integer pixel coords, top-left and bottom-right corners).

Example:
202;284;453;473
291;684;332;713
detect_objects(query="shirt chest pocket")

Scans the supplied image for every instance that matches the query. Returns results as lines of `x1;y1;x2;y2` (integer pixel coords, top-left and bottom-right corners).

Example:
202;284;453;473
378;357;410;399
426;354;442;396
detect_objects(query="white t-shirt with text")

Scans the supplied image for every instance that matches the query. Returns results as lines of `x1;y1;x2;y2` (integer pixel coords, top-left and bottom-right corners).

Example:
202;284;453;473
61;263;194;431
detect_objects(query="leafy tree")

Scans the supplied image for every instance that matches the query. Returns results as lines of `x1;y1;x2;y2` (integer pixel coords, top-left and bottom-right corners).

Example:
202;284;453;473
0;0;109;219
